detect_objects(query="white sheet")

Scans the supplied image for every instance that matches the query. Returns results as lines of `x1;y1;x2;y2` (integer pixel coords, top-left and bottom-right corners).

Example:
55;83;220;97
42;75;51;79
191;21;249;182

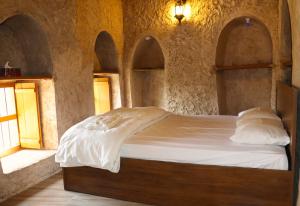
121;114;288;170
55;107;170;173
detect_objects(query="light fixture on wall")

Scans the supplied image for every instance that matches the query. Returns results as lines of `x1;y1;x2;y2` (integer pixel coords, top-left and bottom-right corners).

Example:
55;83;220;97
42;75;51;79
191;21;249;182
174;0;186;23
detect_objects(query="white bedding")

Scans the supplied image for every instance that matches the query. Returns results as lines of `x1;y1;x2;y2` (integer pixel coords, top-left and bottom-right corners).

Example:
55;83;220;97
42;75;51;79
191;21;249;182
121;114;288;170
55;107;169;173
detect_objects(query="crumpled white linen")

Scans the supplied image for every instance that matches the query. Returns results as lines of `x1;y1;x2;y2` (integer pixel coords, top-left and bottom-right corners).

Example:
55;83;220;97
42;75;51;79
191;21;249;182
55;107;169;173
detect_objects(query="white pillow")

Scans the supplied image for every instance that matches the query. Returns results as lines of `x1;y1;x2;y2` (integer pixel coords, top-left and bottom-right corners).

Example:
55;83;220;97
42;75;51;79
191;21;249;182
237;114;280;127
238;107;261;117
238;107;275;117
231;118;290;146
237;108;280;124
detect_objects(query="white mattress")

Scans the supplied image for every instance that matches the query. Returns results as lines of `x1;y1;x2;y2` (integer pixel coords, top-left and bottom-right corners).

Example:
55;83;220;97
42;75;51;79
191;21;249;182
120;114;288;170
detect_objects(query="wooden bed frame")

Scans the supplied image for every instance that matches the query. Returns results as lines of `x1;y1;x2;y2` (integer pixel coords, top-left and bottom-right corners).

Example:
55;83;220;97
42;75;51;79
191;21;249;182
63;81;299;206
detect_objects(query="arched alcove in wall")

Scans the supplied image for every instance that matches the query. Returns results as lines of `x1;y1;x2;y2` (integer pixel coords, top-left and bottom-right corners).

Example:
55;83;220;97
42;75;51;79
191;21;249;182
131;36;165;107
93;31;121;113
0;15;57;149
0;15;53;75
216;17;273;115
94;31;119;73
280;0;293;84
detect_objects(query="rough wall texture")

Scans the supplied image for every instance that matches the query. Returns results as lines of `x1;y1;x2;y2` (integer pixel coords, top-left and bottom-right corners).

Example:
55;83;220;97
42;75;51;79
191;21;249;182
123;0;280;115
288;0;300;87
39;79;58;149
132;70;166;108
0;25;27;69
0;0;123;202
218;69;272;115
0;155;59;202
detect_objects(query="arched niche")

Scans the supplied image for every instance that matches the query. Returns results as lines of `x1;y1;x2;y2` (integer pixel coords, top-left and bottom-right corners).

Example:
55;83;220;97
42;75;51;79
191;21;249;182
133;36;165;70
216;17;272;66
216;17;273;115
131;36;166;108
280;0;292;84
94;31;119;73
0;15;53;75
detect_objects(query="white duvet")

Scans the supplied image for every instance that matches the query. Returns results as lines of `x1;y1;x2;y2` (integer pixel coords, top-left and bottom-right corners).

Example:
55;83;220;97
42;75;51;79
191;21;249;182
55;107;169;173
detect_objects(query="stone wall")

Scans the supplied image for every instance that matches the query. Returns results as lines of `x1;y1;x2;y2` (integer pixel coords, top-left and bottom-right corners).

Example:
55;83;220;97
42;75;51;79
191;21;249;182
123;0;280;115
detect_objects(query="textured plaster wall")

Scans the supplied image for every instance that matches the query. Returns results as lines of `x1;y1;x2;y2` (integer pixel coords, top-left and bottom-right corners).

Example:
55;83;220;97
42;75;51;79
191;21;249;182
132;70;166;108
39;79;58;149
0;25;26;69
123;0;280;115
0;0;124;202
0;155;59;202
218;69;272;115
280;0;292;64
288;0;300;87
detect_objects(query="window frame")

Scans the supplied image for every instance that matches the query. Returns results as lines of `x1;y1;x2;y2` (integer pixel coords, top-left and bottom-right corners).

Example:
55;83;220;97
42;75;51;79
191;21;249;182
93;77;112;115
0;81;43;157
0;82;21;158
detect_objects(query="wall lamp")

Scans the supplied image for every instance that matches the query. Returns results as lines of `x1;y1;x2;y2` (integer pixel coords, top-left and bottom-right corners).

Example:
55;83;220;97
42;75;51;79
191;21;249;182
174;0;187;23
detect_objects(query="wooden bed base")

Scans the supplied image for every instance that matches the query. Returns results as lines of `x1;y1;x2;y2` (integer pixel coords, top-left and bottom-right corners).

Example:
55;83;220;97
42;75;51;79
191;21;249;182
63;82;299;206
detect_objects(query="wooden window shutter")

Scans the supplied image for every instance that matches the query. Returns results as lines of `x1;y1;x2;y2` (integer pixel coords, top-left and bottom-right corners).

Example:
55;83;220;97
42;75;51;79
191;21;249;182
93;78;111;115
15;82;42;149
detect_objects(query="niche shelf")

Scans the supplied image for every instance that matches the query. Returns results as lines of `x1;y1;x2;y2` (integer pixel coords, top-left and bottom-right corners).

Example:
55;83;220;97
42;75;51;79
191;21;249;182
215;63;273;71
0;75;52;81
133;68;164;72
94;71;119;76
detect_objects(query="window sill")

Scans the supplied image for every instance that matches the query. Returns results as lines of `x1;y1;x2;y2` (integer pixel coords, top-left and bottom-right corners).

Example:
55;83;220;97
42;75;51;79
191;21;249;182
0;149;56;174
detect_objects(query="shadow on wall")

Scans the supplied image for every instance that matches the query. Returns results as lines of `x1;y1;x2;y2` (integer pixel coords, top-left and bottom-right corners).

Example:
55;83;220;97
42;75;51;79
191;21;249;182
280;0;293;84
94;31;119;73
0;15;52;75
216;17;273;115
131;36;166;108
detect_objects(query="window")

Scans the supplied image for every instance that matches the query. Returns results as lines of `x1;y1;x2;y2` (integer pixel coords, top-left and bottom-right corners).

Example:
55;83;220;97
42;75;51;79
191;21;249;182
0;82;41;158
94;78;111;115
0;83;19;157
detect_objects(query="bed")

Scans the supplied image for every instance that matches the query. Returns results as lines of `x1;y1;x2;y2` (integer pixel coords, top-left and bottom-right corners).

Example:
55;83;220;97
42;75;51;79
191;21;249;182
61;81;299;206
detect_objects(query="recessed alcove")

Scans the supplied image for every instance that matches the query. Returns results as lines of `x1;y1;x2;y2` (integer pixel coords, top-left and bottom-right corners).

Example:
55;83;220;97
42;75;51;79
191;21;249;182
0;15;52;76
93;31;121;111
131;36;166;108
0;15;57;150
216;17;273;115
94;31;119;73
